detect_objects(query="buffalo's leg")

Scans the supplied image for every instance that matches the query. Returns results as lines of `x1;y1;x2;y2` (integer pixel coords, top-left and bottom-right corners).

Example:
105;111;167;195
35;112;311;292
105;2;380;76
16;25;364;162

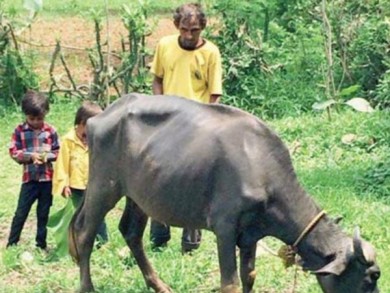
77;227;95;293
69;186;121;293
119;198;172;293
215;224;240;293
239;244;257;293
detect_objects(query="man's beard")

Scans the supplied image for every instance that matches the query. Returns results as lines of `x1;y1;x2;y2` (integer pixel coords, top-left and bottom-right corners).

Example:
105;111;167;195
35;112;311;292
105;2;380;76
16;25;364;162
180;39;197;50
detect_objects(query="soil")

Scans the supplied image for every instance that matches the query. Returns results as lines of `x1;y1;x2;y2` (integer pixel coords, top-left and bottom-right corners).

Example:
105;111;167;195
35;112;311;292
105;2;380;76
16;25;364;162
18;16;176;89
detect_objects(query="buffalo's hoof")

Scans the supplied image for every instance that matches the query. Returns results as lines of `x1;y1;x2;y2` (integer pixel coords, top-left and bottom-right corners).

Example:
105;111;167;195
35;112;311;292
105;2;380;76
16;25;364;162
156;287;172;293
221;285;240;293
79;285;95;293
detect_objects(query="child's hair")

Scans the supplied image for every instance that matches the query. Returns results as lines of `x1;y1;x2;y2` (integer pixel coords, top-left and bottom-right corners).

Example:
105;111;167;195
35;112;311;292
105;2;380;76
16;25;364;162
21;90;49;116
74;101;103;126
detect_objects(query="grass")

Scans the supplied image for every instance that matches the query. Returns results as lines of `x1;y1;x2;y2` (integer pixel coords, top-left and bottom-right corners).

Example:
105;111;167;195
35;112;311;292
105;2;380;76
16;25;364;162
3;0;195;17
0;101;389;292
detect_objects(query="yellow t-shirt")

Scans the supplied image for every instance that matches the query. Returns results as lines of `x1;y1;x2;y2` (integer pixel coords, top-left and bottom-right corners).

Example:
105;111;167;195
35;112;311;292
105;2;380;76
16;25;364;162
150;34;223;104
52;128;89;195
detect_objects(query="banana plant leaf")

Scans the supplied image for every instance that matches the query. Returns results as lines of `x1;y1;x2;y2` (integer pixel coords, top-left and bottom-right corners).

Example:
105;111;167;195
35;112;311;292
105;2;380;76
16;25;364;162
47;199;75;258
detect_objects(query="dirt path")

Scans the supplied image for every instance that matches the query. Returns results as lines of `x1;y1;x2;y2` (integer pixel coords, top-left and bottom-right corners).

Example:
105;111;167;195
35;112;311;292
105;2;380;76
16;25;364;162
19;16;176;88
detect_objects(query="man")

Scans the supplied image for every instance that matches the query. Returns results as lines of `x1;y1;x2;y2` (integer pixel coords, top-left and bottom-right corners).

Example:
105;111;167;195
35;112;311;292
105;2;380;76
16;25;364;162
150;2;223;253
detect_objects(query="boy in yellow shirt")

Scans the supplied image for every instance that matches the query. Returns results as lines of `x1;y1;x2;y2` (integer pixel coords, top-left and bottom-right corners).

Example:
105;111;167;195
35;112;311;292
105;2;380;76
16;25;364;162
53;101;107;244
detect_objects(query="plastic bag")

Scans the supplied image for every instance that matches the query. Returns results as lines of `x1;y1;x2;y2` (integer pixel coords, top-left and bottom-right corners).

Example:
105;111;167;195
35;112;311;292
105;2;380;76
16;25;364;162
47;199;75;258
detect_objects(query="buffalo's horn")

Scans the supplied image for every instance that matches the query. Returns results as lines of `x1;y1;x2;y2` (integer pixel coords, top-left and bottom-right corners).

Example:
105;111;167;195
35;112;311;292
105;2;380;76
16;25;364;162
353;227;376;264
353;227;363;260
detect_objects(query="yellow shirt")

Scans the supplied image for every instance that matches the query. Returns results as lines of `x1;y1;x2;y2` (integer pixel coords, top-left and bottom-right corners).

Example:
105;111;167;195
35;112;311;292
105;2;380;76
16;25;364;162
151;34;223;104
52;128;89;195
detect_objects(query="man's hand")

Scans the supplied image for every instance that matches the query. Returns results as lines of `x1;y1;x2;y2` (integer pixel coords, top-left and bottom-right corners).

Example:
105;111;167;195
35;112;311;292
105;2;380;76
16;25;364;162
152;76;164;95
210;94;221;104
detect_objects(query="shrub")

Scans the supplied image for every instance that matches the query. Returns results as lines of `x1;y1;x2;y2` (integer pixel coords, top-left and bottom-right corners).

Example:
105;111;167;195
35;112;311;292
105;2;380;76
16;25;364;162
357;159;390;198
0;2;39;106
207;0;327;118
0;49;39;106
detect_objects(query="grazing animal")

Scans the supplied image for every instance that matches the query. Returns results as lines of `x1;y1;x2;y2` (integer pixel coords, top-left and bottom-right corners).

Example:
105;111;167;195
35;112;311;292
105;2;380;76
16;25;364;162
69;94;380;293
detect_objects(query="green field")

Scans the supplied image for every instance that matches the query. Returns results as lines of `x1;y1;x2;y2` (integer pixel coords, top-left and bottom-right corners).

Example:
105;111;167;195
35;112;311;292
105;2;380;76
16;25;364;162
0;101;389;292
3;0;198;16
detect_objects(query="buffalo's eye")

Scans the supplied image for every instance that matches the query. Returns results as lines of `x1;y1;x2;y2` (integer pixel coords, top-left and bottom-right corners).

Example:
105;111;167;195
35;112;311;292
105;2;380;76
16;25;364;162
371;271;380;281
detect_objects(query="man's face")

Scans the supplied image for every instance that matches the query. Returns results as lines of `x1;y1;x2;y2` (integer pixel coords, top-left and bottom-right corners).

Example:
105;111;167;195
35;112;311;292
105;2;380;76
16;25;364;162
26;114;45;130
177;17;203;50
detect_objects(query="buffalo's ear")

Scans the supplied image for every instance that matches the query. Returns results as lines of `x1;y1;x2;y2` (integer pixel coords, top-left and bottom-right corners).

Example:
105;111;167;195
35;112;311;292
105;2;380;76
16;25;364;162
315;228;377;276
314;255;349;276
314;244;353;276
333;216;343;224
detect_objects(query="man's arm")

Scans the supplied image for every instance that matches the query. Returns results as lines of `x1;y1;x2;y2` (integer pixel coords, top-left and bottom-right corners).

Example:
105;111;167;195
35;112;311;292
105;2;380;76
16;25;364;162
208;47;223;104
152;76;164;95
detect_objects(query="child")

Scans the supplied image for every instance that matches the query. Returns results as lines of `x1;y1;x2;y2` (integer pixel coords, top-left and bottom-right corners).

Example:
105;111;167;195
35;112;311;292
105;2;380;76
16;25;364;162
7;90;60;250
52;101;108;245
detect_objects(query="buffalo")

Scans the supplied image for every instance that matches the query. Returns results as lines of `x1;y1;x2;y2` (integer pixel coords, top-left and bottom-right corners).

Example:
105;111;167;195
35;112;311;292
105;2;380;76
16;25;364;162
69;94;380;293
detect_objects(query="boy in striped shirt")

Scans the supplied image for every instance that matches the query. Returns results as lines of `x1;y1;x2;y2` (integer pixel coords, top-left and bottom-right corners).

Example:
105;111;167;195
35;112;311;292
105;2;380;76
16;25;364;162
7;90;60;250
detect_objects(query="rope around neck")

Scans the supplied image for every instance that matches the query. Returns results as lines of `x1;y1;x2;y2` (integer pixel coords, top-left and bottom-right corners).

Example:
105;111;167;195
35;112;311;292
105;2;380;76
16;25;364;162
278;210;326;268
293;210;326;247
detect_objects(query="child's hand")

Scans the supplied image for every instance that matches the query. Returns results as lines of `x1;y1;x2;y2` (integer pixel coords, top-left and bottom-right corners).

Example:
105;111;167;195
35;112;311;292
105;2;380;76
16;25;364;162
31;153;44;165
62;186;72;198
39;152;48;163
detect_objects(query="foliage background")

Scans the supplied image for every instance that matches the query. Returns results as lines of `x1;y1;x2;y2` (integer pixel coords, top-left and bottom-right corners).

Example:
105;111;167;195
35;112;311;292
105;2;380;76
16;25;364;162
2;0;390;114
206;0;390;118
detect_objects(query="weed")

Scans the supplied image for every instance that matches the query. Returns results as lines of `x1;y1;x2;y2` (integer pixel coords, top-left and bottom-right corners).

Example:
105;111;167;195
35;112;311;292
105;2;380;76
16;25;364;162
357;159;390;198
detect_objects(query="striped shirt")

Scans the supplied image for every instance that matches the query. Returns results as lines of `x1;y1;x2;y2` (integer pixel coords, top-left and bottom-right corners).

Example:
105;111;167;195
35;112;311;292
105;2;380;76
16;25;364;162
9;121;60;183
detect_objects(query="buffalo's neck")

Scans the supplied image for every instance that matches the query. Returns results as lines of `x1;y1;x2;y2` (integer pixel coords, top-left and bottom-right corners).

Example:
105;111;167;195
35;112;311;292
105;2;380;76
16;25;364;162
266;186;349;271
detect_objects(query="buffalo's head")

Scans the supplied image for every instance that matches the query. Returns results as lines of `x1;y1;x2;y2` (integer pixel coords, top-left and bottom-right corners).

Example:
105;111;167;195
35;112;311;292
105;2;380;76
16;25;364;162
315;229;380;293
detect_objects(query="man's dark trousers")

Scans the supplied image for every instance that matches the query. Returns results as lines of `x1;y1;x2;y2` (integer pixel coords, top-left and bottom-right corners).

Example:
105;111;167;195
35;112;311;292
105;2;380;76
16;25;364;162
150;220;202;253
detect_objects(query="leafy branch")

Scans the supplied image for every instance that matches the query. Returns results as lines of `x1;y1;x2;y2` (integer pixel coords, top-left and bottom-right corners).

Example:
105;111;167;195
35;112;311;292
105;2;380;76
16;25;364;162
314;0;374;119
